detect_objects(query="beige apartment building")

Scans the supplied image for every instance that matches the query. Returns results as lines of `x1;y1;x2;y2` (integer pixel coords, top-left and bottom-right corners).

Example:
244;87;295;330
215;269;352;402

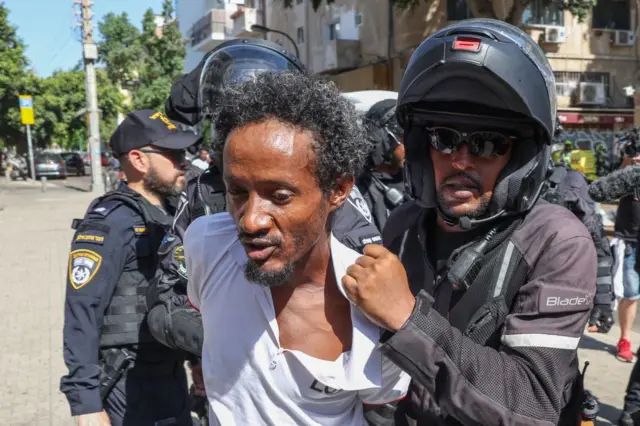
259;0;639;147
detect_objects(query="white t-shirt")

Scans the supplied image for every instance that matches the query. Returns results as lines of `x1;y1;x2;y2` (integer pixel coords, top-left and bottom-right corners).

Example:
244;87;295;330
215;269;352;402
184;213;410;426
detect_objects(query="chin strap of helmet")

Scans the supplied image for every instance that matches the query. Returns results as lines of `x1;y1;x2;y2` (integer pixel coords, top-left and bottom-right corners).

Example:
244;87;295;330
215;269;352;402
436;203;509;231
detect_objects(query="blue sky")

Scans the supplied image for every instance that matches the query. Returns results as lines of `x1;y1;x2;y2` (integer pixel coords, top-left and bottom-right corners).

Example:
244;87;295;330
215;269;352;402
7;0;165;77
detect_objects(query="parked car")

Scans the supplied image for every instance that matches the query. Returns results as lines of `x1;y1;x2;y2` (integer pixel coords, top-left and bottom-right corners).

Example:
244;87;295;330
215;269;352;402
85;152;111;168
35;152;67;179
61;152;86;176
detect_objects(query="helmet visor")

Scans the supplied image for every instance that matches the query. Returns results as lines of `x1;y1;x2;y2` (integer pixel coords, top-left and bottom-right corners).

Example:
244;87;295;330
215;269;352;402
198;44;301;119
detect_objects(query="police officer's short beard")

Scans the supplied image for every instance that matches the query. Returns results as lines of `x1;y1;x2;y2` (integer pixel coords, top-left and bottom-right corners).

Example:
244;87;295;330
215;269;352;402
143;164;184;198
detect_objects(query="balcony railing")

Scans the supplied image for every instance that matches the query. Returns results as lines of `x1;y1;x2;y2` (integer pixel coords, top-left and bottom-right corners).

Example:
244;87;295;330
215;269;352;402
189;8;228;51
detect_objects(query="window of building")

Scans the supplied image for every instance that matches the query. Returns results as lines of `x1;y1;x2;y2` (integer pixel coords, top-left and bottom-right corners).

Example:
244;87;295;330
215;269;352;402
296;0;303;4
592;0;631;30
326;21;340;41
554;71;611;102
355;13;363;27
522;0;564;26
297;26;304;44
446;0;473;21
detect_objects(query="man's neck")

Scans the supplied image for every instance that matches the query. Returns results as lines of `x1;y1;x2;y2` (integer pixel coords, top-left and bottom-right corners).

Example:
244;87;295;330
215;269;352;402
126;181;165;208
290;233;333;290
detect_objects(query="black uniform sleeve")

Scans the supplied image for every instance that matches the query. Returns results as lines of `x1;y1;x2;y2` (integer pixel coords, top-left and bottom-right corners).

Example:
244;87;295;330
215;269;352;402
60;210;134;416
146;191;204;357
380;223;597;425
332;187;382;254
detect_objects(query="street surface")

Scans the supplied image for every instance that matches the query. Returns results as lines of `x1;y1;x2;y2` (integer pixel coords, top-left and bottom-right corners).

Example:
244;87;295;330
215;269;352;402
0;175;636;425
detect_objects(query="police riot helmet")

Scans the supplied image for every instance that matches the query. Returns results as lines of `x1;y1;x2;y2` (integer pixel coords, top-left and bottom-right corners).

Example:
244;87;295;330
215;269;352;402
396;18;556;227
198;38;305;121
365;99;403;167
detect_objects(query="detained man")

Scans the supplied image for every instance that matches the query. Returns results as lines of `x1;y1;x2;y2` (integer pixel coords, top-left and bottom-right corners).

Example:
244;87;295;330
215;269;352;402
184;71;410;425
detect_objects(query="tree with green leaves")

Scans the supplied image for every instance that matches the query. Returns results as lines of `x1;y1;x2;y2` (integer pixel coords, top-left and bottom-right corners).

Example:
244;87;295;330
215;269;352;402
0;3;38;149
32;70;124;150
97;12;142;87
285;0;597;27
133;0;186;111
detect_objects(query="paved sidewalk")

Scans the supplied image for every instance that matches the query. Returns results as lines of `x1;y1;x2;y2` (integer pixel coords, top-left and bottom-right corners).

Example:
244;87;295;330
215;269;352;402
0;178;636;425
0;179;94;426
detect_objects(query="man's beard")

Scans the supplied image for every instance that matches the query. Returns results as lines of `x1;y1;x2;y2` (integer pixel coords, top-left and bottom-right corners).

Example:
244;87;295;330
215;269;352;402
242;227;313;288
437;172;490;219
437;192;490;219
244;259;294;288
143;164;183;198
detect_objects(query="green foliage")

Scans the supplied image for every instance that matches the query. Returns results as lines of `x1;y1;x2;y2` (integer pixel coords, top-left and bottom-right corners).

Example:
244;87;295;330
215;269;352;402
133;3;185;111
97;12;142;86
98;1;185;111
0;1;187;151
0;4;36;148
31;69;124;150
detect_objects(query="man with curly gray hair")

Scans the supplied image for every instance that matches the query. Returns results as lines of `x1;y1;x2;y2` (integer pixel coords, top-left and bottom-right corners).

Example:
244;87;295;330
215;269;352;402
183;71;410;425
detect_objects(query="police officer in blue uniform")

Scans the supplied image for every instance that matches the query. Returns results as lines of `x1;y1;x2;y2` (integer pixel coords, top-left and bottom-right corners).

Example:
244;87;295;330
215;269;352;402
60;110;200;426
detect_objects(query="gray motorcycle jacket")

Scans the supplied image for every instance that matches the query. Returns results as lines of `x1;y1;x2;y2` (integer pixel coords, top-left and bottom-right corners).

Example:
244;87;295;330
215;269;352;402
379;200;596;426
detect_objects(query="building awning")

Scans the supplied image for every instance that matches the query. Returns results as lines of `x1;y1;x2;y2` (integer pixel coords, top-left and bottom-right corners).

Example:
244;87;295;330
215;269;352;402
558;110;633;125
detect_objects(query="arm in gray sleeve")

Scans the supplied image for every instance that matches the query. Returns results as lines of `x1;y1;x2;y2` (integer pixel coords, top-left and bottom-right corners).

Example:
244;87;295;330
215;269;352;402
379;235;597;426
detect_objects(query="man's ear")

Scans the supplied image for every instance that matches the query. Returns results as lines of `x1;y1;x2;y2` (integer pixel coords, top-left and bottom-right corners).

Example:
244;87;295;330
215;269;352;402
328;175;354;212
126;150;149;175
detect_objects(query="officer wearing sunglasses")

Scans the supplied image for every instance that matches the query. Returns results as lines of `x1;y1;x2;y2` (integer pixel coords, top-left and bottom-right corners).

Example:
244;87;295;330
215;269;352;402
340;19;597;426
60;110;199;426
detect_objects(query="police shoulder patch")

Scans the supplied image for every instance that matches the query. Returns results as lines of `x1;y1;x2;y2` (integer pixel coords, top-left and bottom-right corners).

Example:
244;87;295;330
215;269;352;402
74;232;106;245
173;245;185;263
347;186;372;223
133;226;148;235
173;245;188;279
90;200;122;218
68;249;103;290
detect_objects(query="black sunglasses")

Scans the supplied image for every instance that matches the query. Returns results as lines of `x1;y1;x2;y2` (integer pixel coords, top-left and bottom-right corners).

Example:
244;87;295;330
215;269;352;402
138;148;186;162
427;127;514;158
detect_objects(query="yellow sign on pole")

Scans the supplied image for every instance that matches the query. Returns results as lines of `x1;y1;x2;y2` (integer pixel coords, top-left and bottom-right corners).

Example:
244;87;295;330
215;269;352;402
19;95;35;125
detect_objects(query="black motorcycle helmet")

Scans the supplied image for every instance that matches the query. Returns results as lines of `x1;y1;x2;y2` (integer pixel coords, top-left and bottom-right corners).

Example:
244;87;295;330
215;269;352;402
365;99;403;167
396;18;556;228
198;38;305;122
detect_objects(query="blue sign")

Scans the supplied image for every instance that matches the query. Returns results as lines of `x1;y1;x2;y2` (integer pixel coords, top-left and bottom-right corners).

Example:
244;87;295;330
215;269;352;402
19;96;33;108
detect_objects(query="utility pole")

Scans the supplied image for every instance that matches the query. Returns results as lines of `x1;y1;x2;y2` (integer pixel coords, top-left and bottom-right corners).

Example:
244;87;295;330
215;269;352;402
75;0;104;194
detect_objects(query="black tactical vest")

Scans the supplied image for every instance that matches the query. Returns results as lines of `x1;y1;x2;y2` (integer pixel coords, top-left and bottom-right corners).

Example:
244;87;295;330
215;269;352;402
73;190;169;349
388;206;528;347
190;168;226;221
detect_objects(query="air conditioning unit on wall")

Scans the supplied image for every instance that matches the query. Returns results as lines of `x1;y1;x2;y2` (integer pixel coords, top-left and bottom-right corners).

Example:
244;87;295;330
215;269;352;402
578;82;606;105
612;30;635;46
544;26;567;43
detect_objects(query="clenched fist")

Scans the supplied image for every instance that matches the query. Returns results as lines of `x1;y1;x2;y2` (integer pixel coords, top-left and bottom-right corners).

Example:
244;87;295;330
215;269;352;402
342;244;416;331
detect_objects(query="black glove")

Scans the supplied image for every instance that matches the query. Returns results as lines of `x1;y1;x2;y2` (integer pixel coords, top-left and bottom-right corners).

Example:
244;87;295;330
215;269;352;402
588;305;614;334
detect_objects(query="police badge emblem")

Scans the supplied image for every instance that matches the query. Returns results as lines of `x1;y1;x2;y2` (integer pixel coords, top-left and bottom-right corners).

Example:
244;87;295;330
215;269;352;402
68;249;103;290
347;186;372;223
173;246;188;279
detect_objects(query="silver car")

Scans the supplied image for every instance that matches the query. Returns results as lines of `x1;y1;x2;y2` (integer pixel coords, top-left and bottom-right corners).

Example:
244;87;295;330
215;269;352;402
35;152;67;179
